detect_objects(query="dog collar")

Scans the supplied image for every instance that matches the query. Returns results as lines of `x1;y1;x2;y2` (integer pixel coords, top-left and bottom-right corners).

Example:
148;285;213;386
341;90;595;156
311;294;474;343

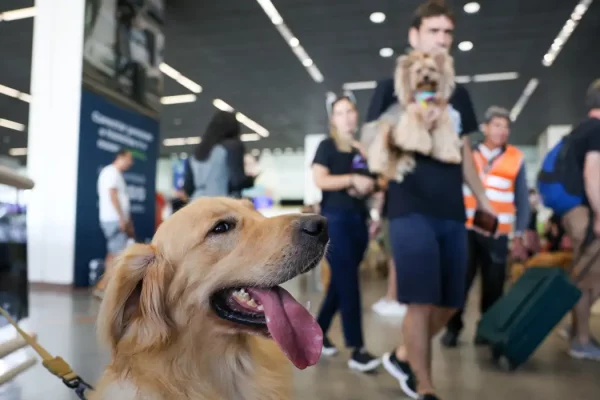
415;91;436;104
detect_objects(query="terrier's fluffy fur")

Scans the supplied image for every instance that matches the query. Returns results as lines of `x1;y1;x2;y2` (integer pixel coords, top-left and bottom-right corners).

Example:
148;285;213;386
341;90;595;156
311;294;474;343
368;50;462;182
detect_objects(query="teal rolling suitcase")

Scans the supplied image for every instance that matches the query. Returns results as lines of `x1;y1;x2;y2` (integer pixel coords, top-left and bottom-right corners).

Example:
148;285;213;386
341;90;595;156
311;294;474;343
476;267;581;371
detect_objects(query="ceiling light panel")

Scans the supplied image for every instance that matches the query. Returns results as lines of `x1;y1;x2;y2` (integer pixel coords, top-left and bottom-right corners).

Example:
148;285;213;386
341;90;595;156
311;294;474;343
0;118;26;132
163;137;201;147
212;99;269;138
9;148;27;156
159;63;202;93
213;99;235;112
241;133;261;142
342;81;378;91
343;72;517;91
236;112;269;137
256;0;324;83
160;94;197;105
510;78;539;122
542;0;593;67
472;72;519;82
0;7;36;22
0;84;31;103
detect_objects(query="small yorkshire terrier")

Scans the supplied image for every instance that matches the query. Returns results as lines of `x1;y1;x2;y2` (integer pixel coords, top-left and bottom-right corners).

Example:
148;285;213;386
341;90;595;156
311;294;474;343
368;50;461;182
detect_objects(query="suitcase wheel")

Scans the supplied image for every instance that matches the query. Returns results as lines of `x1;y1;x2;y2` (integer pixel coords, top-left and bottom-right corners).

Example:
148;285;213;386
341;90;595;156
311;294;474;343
491;347;518;372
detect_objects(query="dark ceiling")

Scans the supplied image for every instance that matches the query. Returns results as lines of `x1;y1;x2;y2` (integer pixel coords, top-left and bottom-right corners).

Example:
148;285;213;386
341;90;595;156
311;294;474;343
1;0;599;160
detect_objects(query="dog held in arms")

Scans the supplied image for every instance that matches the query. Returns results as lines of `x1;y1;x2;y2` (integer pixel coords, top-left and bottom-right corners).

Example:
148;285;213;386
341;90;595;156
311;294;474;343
92;197;329;400
367;50;461;182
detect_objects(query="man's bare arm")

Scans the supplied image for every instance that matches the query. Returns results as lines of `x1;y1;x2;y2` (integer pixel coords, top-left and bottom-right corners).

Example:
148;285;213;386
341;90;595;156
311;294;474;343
584;151;600;215
462;137;494;213
109;188;126;222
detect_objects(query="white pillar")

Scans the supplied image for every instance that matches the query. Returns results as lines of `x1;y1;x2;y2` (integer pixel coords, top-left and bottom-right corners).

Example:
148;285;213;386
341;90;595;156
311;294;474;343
303;134;327;206
26;0;86;284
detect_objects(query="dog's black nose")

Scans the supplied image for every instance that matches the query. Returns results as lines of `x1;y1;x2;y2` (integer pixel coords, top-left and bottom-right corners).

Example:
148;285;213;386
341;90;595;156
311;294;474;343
299;215;329;244
423;75;430;82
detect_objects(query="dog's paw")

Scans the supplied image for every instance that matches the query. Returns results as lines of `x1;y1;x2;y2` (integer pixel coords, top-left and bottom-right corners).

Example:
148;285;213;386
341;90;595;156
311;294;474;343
433;144;462;164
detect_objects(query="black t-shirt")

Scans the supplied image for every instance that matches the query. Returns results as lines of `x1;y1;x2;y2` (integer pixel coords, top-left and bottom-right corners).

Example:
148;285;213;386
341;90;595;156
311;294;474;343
366;78;478;221
312;138;369;213
567;118;600;205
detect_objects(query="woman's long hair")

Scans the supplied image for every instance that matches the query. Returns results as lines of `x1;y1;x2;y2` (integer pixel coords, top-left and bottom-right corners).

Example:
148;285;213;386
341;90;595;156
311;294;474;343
328;96;357;152
193;110;241;161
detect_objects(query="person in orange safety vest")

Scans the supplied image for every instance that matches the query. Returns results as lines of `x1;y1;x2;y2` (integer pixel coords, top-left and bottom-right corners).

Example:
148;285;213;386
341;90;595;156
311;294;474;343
442;106;532;348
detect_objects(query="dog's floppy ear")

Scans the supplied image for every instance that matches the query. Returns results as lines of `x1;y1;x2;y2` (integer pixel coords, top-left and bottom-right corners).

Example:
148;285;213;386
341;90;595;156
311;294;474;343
433;51;455;100
97;243;174;353
394;54;414;106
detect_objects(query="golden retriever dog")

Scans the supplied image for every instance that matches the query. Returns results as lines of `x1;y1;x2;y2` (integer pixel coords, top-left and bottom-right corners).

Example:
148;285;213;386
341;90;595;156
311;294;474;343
91;197;329;400
372;50;460;182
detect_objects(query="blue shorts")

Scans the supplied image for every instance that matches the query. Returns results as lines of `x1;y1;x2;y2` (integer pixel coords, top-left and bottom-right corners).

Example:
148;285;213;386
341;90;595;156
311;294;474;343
100;221;129;255
389;213;468;308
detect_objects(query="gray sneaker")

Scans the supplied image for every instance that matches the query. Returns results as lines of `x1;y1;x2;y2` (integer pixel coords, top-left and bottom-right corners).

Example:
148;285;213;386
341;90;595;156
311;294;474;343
569;341;600;361
559;325;600;346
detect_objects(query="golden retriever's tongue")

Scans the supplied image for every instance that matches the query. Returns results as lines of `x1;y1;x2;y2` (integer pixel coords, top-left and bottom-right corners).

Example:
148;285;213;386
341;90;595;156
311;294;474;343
247;287;323;369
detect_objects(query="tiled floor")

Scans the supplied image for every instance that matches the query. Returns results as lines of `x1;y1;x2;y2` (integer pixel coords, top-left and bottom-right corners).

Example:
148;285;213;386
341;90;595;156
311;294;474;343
1;276;600;399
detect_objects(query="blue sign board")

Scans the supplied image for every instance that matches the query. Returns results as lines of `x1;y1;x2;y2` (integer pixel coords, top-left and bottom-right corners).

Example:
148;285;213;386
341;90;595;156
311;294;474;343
73;88;159;286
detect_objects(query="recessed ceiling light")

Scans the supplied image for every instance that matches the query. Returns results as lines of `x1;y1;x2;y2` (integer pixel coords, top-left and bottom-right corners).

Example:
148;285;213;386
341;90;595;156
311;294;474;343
303;58;314;67
463;2;480;14
379;47;394;58
370;12;386;24
289;37;299;47
458;41;474;51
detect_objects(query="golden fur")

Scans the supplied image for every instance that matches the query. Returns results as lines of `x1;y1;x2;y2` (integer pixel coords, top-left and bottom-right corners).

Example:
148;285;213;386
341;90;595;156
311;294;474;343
91;197;327;400
368;50;462;182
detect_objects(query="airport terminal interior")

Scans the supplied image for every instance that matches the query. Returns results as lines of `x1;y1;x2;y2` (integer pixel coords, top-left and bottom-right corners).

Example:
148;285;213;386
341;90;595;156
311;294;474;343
1;0;600;399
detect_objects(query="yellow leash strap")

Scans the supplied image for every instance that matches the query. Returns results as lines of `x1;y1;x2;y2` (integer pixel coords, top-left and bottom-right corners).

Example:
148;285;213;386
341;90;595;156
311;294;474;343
0;306;94;399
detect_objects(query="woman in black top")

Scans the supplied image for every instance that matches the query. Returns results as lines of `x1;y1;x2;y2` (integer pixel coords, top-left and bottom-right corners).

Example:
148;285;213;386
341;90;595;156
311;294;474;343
312;95;380;372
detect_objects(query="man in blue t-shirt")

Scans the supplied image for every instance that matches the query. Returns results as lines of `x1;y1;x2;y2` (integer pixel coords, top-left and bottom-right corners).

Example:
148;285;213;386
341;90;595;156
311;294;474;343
368;2;494;399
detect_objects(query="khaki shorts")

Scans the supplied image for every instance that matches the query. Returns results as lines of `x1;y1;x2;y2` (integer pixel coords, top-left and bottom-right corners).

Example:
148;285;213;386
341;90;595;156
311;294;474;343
562;206;600;287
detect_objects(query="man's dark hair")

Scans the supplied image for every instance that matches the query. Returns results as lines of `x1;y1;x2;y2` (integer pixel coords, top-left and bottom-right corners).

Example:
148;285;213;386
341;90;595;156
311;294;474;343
116;149;131;158
411;0;455;29
586;79;600;110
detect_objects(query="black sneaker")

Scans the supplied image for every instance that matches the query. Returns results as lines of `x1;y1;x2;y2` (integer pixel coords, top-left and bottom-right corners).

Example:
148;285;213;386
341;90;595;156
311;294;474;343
348;348;381;372
419;395;440;400
382;351;418;399
440;330;459;348
322;336;338;357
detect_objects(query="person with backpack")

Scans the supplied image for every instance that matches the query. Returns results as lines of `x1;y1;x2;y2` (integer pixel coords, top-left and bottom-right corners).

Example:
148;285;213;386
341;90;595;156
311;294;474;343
538;78;600;360
183;110;256;200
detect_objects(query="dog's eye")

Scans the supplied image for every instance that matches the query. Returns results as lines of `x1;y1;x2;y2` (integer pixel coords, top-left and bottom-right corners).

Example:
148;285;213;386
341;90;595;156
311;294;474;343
211;220;234;234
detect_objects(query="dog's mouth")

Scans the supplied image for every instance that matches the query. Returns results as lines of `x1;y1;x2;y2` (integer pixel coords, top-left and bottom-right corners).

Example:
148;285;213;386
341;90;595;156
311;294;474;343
210;282;323;370
416;80;438;92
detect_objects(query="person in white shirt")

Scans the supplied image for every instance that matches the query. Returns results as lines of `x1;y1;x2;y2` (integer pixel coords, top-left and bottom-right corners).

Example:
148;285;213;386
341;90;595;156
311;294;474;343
95;149;134;297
